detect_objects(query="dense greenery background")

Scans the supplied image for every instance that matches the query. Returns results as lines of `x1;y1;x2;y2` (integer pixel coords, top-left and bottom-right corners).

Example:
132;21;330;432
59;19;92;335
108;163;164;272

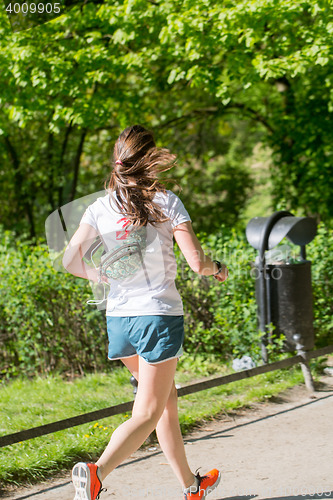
1;223;332;379
1;0;333;378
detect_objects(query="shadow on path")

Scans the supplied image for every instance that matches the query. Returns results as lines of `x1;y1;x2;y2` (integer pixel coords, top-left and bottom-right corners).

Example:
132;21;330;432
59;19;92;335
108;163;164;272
187;392;333;445
4;481;72;500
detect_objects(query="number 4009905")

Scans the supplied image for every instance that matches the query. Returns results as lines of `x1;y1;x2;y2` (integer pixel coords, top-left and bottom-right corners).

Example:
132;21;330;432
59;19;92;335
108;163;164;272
6;2;61;14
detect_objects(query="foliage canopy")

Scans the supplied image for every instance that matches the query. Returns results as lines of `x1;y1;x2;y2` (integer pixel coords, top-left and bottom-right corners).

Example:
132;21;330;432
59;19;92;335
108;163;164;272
0;0;333;236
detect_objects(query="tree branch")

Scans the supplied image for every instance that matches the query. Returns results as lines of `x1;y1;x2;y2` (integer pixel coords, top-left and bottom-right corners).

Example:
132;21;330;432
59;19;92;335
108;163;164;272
157;102;274;135
157;107;220;129
225;102;275;135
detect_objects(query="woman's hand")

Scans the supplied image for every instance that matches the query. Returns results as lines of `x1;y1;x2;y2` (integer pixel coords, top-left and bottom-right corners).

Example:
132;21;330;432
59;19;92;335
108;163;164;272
86;267;109;284
214;263;228;283
99;271;110;284
86;267;100;283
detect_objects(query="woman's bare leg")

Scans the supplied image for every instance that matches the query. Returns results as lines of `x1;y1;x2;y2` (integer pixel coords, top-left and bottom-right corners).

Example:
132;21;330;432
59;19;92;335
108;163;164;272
121;356;194;489
155;382;194;488
96;355;178;481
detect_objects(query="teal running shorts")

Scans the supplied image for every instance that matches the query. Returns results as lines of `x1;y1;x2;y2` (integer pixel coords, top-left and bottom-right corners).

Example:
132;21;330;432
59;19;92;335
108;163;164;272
106;315;184;364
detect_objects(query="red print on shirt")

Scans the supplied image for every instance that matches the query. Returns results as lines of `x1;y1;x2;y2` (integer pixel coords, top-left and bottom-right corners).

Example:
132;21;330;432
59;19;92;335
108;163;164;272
116;217;131;240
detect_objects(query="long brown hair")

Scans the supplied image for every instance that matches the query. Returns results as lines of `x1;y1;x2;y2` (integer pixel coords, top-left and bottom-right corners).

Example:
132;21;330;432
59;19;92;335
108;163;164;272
106;125;177;228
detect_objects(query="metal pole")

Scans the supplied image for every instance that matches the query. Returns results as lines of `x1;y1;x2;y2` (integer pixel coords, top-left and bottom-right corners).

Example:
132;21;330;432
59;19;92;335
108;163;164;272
293;334;316;395
300;245;306;260
130;375;138;395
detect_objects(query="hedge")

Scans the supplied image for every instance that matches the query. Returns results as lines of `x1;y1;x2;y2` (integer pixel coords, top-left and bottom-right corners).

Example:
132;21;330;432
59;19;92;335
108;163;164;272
0;223;332;379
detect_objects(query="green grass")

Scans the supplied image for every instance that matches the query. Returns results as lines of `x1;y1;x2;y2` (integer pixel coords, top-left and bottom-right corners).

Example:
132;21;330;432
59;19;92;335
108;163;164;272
0;354;316;488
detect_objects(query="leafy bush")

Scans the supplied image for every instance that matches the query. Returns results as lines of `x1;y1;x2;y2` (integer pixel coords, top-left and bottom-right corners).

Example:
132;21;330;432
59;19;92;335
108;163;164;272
307;222;333;347
176;229;259;360
0;229;108;379
1;222;332;379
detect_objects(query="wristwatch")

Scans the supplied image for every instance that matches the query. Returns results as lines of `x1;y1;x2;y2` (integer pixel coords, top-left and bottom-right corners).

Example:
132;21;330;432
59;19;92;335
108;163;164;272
213;260;223;276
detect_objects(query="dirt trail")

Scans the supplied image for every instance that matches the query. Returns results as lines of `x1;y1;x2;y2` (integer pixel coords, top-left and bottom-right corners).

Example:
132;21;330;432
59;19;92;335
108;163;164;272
4;376;333;500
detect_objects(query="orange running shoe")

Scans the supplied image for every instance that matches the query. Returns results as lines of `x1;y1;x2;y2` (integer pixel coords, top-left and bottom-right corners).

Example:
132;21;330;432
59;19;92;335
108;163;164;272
183;469;221;499
72;462;105;500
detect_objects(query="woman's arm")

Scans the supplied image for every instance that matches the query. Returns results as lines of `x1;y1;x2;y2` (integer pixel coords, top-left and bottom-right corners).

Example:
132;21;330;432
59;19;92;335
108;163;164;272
62;222;102;283
173;221;228;282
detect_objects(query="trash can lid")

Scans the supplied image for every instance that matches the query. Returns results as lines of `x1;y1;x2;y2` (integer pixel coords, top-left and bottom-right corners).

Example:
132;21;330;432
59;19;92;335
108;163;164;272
246;215;317;250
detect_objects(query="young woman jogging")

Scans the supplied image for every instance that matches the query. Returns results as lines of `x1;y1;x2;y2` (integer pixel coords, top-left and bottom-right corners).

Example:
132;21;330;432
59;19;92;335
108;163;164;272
63;124;228;500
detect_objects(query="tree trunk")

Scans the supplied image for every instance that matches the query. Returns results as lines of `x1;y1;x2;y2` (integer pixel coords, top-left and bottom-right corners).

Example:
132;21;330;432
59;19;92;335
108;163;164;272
3;135;36;238
57;120;73;208
69;128;88;202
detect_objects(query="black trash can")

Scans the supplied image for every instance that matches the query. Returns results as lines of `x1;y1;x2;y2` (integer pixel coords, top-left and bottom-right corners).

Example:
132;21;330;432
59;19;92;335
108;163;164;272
254;260;314;351
246;211;317;361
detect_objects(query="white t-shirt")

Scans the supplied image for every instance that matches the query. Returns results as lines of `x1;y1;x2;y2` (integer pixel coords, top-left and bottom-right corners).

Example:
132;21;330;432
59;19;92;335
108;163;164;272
79;189;191;316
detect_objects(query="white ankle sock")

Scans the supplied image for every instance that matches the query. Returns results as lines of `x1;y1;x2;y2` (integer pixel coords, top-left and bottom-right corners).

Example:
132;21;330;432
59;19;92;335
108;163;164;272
96;466;102;483
183;475;199;494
